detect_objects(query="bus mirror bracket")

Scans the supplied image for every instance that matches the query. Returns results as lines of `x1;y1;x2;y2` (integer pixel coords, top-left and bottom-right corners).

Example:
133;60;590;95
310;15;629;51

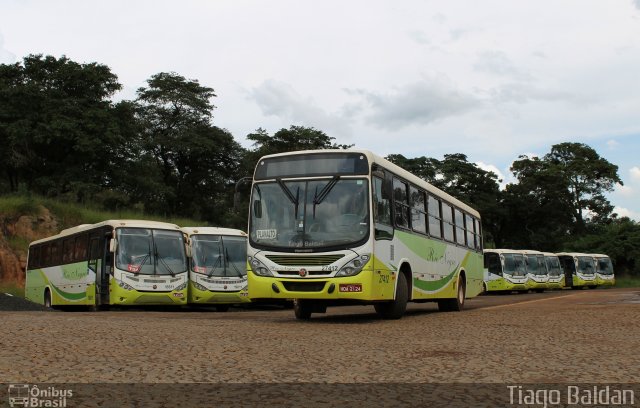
109;238;117;253
253;200;262;218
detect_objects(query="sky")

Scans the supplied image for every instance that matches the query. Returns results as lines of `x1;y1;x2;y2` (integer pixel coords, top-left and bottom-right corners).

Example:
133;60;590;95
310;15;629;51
1;0;639;220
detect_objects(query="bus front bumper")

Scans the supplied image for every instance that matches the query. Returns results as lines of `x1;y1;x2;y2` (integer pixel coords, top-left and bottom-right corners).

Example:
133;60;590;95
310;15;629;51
110;284;187;306
188;282;251;304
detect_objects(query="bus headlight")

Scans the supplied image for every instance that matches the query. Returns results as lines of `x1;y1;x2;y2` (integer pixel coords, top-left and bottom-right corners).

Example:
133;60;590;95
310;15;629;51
336;254;370;277
117;279;134;291
249;257;273;277
192;281;208;291
174;282;187;291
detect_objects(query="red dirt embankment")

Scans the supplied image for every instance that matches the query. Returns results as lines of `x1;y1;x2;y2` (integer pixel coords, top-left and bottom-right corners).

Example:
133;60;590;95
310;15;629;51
0;207;58;287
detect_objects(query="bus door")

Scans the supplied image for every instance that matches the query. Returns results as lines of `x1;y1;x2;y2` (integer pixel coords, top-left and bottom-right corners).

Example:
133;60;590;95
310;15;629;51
88;236;102;306
559;257;575;288
99;234;112;305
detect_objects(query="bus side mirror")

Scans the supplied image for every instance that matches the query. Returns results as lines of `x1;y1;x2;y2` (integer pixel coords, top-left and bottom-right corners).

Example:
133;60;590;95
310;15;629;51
253;200;262;218
109;239;117;253
186;244;192;258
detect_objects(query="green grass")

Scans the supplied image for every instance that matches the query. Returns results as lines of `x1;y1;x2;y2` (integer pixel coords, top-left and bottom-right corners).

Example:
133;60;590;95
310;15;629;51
0;282;24;297
612;275;640;288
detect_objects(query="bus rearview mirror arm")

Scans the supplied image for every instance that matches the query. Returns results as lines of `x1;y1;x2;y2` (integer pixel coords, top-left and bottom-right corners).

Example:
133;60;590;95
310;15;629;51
233;177;253;213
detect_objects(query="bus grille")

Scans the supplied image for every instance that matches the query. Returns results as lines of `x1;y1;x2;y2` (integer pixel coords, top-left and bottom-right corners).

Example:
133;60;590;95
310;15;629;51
282;281;326;292
265;254;344;266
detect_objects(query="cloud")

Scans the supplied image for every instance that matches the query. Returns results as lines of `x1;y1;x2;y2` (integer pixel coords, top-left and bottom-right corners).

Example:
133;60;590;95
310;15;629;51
475;161;507;188
630;166;640;183
248;79;353;139
614;206;640;221
0;32;16;64
615;183;634;197
474;51;532;81
351;76;481;130
489;82;591;106
633;0;640;10
606;139;620;150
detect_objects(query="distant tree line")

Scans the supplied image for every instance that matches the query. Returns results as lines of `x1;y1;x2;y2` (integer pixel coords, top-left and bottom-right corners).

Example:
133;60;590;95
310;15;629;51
1;54;637;275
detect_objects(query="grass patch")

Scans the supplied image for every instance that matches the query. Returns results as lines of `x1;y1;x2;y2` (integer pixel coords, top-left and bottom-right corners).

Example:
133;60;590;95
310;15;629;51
0;282;24;297
613;275;640;288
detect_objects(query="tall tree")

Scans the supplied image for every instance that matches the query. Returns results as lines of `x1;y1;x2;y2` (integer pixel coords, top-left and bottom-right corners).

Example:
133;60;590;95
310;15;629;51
0;54;123;199
136;72;244;220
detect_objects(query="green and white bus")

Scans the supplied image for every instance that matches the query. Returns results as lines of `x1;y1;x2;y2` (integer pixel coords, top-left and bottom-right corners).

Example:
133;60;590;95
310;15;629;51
592;253;615;287
483;249;528;293
246;149;484;319
557;252;597;289
182;227;250;310
521;250;549;293
542;252;565;290
25;220;188;308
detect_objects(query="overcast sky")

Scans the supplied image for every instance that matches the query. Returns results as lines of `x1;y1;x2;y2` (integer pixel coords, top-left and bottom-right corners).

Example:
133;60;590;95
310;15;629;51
1;0;639;220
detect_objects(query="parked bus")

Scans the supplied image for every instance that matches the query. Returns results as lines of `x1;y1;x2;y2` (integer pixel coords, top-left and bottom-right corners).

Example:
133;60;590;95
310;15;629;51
182;227;250;311
592;253;615;287
483;249;528;293
246;149;484;319
542;252;565;289
521;250;549;293
557;252;597;289
25;220;188;308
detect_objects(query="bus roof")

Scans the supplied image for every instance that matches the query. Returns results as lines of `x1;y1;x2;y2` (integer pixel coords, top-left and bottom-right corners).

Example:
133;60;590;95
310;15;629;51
541;252;559;257
181;227;247;237
29;219;182;247
519;249;545;255
255;148;480;218
556;252;592;257
483;248;521;255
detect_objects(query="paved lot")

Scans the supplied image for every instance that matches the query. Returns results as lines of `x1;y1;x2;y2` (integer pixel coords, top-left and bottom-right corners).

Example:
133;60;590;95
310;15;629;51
0;288;638;406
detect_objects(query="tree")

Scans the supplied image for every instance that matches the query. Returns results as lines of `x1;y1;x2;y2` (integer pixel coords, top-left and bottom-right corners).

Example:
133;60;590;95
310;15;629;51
135;72;244;221
0;54;123;199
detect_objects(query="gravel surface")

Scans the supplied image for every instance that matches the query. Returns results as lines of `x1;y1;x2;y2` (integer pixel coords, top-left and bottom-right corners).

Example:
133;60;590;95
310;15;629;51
1;288;638;407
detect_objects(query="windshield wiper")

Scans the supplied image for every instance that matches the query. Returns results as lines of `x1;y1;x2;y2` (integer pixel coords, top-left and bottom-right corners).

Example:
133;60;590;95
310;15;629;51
313;175;340;218
276;178;300;218
157;255;176;277
225;247;243;278
208;254;223;277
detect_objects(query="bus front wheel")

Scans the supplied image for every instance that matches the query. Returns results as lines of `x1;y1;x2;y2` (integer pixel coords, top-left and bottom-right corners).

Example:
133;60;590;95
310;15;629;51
374;272;408;319
44;289;52;309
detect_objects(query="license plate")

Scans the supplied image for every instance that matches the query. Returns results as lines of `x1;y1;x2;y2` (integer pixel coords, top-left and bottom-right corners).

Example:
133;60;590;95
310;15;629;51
339;284;362;293
173;292;184;298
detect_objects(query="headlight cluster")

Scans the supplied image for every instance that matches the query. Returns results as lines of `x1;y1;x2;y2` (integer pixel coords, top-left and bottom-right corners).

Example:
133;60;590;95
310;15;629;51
336;254;370;277
117;279;134;291
249;256;273;277
174;282;187;291
192;281;208;291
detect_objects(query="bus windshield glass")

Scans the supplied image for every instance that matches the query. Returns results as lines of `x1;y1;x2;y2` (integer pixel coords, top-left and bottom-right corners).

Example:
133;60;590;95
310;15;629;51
596;257;613;275
250;178;370;250
526;255;547;275
545;256;562;276
116;228;187;275
577;256;596;275
191;235;247;277
502;254;526;276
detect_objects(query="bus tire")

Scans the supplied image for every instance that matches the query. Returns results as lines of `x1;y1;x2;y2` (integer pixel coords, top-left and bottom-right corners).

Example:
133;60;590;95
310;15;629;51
535;289;545;293
438;275;465;312
293;299;312;320
374;272;408;319
44;289;52;309
482;282;488;294
215;305;230;312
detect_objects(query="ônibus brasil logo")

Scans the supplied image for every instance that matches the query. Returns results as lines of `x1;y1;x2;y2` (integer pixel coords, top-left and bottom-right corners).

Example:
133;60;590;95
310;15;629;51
7;384;73;407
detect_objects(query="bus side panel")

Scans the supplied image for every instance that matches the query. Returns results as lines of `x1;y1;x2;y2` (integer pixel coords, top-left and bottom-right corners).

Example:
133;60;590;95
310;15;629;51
25;268;47;304
43;262;95;306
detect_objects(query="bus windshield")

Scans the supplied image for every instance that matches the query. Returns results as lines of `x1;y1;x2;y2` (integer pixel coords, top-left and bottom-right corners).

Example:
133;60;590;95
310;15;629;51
596;257;614;275
502;254;526;276
526;255;547;275
191;235;247;277
545;256;563;276
577;256;595;275
116;228;187;275
250;178;370;250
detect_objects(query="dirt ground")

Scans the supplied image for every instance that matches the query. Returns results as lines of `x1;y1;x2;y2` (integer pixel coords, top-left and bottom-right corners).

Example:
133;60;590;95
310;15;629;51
0;288;638;407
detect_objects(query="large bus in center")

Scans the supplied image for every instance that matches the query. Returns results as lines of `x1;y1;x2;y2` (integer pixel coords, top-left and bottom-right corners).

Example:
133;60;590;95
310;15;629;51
521;250;549;293
483;249;528;293
557;252;597;289
25;220;189;308
542;252;565;290
592;253;615;287
246;149;484;319
182;227;250;311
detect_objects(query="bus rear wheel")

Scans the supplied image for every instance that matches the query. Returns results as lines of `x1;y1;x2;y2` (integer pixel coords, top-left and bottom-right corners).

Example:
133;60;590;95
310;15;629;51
374;272;408;319
438;276;465;312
